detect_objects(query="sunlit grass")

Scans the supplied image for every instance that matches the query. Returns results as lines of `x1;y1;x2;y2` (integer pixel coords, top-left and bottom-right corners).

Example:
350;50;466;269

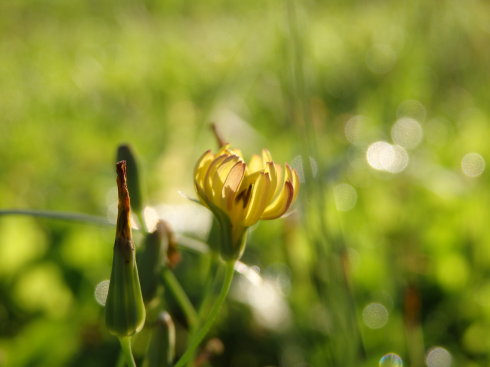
1;0;490;366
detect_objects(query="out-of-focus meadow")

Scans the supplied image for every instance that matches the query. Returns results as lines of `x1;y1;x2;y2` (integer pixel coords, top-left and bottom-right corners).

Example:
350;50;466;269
1;0;490;366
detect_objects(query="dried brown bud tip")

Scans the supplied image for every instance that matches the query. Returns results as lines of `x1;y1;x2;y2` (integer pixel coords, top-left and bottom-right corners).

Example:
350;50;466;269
116;160;131;241
210;123;228;148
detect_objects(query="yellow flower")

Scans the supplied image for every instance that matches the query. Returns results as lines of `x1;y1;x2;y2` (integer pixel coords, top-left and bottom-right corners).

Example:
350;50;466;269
194;145;300;260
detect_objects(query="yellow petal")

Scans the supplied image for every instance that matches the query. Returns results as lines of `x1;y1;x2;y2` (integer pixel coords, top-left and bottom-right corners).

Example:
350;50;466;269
248;154;263;173
216;155;240;184
229;182;251;225
194;150;213;187
261;164;297;220
265;162;279;199
260;180;294;220
261;149;273;164
222;161;246;210
227;147;244;159
218;144;231;154
194;150;215;201
204;154;228;200
242;172;273;227
211;155;241;208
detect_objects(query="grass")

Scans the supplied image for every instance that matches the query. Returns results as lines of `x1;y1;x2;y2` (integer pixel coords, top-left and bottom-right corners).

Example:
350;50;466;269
1;0;490;366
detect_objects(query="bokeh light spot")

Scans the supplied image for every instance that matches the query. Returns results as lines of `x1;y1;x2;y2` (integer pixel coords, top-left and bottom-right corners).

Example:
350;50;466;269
426;346;452;367
379;353;403;367
362;302;389;329
391;117;423;149
461;152;485;177
95;280;110;306
366;141;409;173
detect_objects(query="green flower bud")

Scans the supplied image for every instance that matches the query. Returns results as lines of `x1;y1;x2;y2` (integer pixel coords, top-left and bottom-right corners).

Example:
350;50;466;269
143;312;175;367
138;220;181;304
105;161;146;337
137;223;165;304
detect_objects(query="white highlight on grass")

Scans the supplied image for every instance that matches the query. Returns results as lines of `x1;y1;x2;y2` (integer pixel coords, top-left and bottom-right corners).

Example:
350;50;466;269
366;141;409;173
333;183;357;212
362;302;389;329
461;152;485;177
232;267;290;330
290;155;318;183
143;206;160;232
425;346;452;367
152;203;211;237
391;117;423;149
95;280;110;306
234;262;262;286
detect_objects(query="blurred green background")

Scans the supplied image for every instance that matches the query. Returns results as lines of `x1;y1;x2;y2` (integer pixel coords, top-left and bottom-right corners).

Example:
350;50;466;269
1;0;490;366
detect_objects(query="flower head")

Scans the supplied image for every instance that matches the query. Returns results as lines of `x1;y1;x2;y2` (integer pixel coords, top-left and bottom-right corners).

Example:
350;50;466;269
194;145;299;260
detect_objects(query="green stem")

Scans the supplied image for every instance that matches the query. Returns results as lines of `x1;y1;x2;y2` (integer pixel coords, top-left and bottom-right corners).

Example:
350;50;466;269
173;260;235;367
195;256;222;330
117;352;125;367
162;268;198;328
119;336;137;367
0;208;210;254
0;209;111;226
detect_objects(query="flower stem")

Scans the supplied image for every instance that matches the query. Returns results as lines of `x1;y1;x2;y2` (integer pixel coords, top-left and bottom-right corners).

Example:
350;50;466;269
195;256;222;329
119;336;137;367
173;260;235;367
162;268;198;329
116;352;125;367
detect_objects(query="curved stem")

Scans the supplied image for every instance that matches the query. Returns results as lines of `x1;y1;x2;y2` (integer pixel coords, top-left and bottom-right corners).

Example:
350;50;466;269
119;336;137;367
173;260;235;367
162;268;198;328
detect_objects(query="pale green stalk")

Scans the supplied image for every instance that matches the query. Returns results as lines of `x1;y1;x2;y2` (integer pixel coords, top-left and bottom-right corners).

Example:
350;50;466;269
162;268;198;329
117;352;126;367
119;337;137;367
195;255;222;331
0;209;112;226
173;260;235;367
